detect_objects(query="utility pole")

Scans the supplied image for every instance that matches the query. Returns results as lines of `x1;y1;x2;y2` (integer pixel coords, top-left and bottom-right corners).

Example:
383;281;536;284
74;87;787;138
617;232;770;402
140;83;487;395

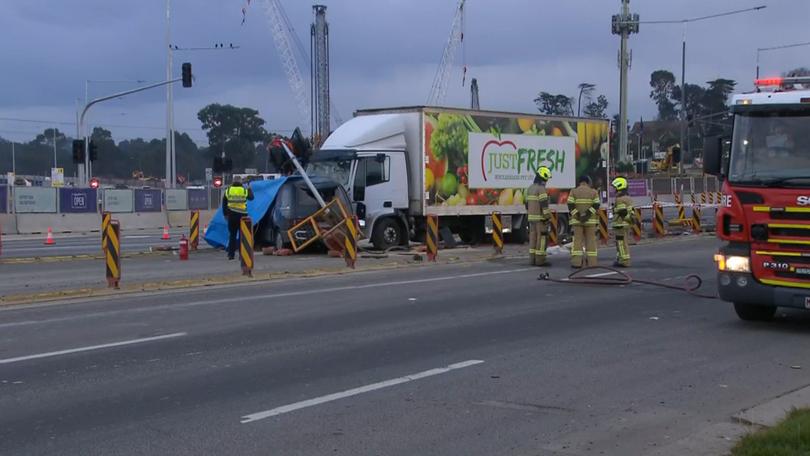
311;4;330;145
679;31;686;175
166;0;175;189
52;127;57;169
611;0;639;165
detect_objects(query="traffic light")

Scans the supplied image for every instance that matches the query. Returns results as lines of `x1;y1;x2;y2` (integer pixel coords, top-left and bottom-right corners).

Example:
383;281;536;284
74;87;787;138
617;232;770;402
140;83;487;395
212;176;223;188
72;139;85;163
89;140;99;161
89;178;100;189
672;145;682;164
182;62;192;88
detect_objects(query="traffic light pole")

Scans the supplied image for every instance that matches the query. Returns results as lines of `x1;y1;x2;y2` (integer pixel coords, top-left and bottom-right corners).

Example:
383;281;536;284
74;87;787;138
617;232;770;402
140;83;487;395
78;77;184;186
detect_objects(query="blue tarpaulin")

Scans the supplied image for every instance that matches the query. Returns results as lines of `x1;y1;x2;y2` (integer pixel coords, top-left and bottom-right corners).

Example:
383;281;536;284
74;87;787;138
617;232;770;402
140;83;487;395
204;177;288;249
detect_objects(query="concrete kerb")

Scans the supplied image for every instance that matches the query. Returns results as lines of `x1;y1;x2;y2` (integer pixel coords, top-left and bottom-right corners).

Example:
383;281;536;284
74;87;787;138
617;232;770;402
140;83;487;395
0;234;714;308
733;383;810;428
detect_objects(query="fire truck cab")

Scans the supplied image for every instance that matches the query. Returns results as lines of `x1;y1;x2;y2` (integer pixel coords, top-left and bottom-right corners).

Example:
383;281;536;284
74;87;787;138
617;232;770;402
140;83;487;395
704;76;810;321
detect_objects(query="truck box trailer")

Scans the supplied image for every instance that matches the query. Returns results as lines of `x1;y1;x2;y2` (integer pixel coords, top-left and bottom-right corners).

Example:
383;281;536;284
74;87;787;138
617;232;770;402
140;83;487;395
309;106;610;250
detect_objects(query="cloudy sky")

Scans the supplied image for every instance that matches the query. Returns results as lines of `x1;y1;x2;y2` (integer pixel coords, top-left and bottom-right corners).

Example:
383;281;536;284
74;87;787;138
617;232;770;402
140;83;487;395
1;0;807;146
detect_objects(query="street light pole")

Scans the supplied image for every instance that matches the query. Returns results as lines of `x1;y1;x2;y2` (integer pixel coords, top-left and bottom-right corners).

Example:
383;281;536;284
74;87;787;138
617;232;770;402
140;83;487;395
637;5;766;174
11;141;15;175
166;0;175;189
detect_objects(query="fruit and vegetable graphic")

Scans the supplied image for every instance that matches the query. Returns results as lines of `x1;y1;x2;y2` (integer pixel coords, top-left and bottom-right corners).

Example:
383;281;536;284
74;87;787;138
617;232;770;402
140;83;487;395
424;111;608;207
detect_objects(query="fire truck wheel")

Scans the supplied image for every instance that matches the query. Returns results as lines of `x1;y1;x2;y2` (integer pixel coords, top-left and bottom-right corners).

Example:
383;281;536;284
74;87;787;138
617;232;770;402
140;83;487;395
733;302;776;321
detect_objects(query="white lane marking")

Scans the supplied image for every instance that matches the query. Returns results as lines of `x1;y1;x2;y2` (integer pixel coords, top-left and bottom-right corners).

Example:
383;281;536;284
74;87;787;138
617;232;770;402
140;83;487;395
0;269;533;329
584;271;619;278
0;332;187;364
124;235;150;239
240;359;484;424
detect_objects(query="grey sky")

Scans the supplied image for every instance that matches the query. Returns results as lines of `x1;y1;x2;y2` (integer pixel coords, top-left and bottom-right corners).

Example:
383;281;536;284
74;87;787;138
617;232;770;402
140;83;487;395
0;0;807;145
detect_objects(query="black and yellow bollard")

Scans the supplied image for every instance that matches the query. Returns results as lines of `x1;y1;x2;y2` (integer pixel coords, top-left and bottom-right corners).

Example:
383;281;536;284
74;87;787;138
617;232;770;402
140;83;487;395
653;203;666;237
426;215;439;262
598;208;609;245
105;220;121;289
700;192;707;206
632;208;642;242
674;193;685;222
692;206;702;234
343;216;358;269
491;212;503;255
548;211;559;246
189;210;200;251
101;211;111;253
240;216;254;277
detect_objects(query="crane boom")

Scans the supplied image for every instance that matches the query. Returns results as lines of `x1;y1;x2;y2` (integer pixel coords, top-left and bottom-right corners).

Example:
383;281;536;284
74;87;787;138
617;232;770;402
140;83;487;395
263;0;311;134
427;0;465;106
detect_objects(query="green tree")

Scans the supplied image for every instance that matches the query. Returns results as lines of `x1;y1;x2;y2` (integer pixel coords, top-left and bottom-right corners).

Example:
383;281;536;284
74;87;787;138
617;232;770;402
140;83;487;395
649;70;679;120
197;103;268;171
583;95;609;119
534;92;574;116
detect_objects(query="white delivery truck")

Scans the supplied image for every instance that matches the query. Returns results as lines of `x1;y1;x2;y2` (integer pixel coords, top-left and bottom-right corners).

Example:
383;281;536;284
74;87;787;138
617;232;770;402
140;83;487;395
309;106;610;250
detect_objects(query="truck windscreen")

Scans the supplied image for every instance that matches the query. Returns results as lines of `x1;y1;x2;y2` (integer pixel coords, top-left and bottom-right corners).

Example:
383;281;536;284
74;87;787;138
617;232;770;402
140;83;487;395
307;159;352;188
729;111;810;186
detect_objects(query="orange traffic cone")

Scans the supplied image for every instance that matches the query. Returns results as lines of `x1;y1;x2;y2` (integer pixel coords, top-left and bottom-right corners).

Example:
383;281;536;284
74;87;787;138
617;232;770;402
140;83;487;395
44;227;55;245
162;226;170;240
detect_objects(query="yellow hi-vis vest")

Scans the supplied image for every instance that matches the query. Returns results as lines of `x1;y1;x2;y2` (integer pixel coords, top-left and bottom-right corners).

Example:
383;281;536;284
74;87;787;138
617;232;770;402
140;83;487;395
226;185;248;213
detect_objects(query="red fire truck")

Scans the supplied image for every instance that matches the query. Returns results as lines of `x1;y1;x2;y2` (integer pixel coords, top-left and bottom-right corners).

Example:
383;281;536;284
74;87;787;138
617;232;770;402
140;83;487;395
704;76;810;321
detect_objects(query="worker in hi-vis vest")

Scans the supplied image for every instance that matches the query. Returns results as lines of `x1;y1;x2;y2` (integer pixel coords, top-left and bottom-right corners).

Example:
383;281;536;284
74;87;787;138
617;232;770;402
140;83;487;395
221;176;254;260
526;166;552;266
611;176;634;267
568;175;600;268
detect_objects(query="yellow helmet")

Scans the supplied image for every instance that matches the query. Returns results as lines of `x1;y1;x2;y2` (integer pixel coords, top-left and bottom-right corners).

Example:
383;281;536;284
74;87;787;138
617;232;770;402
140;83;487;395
611;177;628;192
536;166;552;181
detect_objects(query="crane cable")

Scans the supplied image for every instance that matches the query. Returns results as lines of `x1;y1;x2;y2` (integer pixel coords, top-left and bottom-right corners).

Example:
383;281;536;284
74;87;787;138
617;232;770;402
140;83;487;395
538;266;718;300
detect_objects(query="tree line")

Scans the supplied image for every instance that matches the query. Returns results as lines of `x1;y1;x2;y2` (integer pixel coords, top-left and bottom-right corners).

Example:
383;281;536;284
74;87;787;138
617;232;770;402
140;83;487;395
0;103;279;183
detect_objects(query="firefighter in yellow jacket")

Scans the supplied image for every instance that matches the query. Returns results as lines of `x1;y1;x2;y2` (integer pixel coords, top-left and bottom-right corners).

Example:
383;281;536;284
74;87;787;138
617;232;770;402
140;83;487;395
568;175;600;268
611;177;634;267
526;166;552;266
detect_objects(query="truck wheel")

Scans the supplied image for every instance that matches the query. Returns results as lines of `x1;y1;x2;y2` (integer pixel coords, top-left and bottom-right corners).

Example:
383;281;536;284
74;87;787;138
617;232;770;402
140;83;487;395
372;218;402;250
733;302;777;321
459;217;484;245
508;217;528;244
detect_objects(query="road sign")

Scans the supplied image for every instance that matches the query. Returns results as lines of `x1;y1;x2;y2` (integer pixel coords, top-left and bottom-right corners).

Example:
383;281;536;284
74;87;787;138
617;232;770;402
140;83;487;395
51;168;64;187
205;167;213;182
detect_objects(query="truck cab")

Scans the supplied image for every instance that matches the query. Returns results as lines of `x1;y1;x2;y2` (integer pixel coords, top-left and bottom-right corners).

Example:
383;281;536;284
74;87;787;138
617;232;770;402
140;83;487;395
308;148;409;249
705;76;810;320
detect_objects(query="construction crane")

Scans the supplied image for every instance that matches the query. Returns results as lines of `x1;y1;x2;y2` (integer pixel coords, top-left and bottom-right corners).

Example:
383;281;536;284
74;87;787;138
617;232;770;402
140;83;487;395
259;0;343;138
470;78;479;110
427;0;466;106
262;0;311;134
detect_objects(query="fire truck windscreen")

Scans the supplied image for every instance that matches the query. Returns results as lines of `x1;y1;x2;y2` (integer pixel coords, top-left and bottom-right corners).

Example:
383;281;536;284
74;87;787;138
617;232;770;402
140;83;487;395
729;110;810;185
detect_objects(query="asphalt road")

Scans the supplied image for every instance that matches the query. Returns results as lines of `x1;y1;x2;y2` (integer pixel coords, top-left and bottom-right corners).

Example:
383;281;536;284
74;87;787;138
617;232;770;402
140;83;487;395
0;228;192;259
3;237;810;455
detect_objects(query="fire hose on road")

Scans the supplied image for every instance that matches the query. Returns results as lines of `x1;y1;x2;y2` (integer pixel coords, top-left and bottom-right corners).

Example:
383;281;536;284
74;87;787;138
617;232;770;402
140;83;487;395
538;266;718;300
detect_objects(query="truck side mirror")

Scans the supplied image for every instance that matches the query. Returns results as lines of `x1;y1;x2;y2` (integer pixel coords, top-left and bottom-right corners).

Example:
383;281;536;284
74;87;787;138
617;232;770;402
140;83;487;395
703;136;723;176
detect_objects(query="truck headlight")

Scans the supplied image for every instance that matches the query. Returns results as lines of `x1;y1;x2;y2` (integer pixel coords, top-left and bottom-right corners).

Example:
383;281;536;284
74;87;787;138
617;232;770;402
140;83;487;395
714;254;750;273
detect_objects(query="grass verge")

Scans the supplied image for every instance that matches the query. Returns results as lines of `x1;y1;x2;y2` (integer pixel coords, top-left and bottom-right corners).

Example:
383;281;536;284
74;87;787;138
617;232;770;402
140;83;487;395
732;408;810;456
